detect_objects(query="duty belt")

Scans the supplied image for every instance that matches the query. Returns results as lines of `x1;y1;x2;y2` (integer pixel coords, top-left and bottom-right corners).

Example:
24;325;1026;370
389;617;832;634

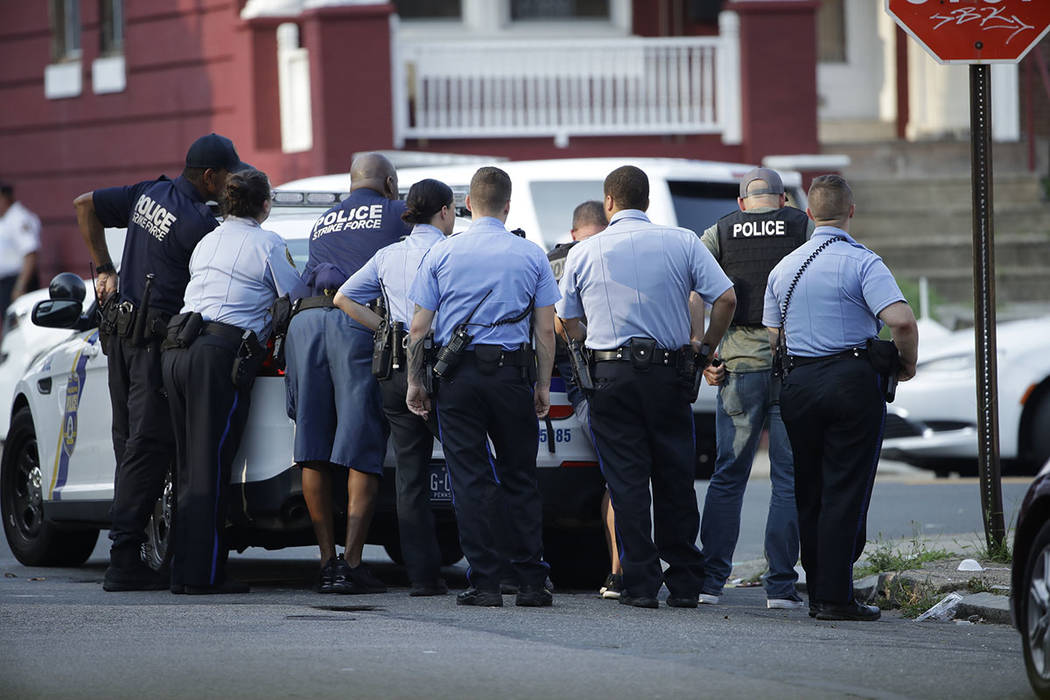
592;345;680;366
787;347;868;369
293;295;335;314
101;298;170;341
201;321;264;357
465;345;532;367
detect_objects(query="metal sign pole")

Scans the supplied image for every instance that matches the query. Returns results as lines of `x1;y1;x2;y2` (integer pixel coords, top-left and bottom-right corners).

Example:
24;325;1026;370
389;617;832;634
969;64;1006;551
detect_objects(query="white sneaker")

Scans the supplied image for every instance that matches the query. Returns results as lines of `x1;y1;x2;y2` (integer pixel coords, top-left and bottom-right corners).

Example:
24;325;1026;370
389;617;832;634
698;593;720;605
767;597;806;610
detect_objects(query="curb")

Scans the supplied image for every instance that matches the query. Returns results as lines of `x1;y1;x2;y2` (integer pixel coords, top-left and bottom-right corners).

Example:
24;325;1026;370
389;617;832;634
855;570;1012;624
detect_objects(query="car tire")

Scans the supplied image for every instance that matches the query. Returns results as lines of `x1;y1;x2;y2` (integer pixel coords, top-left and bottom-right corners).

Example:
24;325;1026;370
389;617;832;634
142;464;175;572
543;525;607;590
0;406;99;566
1022;519;1050;698
1029;393;1050;472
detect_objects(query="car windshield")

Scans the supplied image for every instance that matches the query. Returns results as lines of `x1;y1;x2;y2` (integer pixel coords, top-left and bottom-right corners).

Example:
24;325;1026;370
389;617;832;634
266;208;325;270
667;180;739;234
529;180;605;250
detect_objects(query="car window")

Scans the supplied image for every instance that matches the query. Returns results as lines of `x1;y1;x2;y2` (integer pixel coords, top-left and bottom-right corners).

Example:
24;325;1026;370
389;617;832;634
529;180;604;251
667;180;739;234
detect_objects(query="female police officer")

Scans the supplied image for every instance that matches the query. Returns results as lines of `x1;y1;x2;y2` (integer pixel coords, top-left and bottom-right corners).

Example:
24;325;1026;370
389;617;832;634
334;178;455;596
162;168;306;594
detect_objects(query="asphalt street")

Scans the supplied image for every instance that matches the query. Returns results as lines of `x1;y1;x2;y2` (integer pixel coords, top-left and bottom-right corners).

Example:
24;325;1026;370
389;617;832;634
0;461;1035;699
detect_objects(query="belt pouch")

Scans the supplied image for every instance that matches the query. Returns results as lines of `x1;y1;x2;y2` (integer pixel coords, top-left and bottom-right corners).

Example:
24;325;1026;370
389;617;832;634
628;338;656;371
391;322;407;371
474;345;502;375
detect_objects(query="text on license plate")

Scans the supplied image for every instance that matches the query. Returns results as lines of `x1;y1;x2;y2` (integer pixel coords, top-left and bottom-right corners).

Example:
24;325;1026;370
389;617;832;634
429;462;453;503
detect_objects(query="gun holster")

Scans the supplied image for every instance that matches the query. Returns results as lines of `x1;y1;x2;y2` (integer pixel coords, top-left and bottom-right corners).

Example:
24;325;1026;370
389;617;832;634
269;295;293;370
372;320;394;380
231;330;263;392
162;312;204;351
866;337;901;403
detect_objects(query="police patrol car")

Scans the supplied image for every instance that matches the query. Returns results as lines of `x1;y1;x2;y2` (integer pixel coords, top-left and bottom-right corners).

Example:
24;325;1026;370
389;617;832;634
0;188;607;586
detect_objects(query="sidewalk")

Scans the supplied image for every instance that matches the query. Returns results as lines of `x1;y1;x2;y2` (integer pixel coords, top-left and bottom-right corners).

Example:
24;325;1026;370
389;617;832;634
728;532;1013;624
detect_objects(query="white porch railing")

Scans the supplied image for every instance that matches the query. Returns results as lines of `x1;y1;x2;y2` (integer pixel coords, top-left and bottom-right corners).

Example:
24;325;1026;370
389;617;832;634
393;32;741;148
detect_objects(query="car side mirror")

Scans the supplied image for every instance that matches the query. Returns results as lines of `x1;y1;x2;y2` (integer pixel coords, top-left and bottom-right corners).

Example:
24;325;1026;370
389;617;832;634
31;299;84;329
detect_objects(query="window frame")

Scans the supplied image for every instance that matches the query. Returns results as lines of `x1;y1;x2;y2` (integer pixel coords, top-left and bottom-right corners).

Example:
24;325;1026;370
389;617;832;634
50;0;83;63
99;0;125;56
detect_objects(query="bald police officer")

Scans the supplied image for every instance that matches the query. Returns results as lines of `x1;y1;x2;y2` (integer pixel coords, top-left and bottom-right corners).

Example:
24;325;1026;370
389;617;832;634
75;133;246;591
286;153;410;594
764;174;918;621
406;166;559;608
697;167;812;609
558;165;736;609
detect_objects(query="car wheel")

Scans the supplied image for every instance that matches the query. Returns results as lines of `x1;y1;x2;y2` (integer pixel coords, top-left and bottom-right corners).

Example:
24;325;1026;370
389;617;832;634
543;525;607;590
0;406;98;566
382;521;463;567
1022;520;1050;698
1029;393;1050;471
142;465;175;571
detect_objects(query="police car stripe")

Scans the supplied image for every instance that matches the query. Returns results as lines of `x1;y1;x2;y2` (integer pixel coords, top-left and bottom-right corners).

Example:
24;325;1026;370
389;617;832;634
49;332;100;501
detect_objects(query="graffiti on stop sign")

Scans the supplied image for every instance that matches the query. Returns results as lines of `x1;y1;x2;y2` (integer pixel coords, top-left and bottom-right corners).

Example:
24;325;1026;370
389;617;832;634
929;7;1035;45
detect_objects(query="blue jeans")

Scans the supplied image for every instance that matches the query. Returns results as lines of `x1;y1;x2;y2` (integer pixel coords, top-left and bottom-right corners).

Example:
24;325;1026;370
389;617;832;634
699;369;799;599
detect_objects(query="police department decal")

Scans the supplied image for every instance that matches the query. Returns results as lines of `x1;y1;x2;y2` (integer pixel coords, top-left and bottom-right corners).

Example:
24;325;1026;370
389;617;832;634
50;331;100;500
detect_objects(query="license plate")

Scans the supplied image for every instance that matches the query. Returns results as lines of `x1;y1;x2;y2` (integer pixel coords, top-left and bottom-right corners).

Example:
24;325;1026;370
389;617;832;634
428;462;453;503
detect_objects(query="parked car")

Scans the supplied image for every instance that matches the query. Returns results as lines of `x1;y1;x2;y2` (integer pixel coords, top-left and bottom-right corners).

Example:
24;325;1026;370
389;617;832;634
1011;460;1050;697
0;189;606;586
880;315;1050;475
281;157;808;476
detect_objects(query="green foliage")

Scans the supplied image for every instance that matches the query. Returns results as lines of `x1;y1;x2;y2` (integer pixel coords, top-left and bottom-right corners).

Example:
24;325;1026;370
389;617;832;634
855;531;952;578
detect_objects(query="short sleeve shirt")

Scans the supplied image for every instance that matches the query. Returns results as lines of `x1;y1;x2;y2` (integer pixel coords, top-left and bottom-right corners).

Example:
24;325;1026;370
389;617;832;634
763;226;907;356
302;188;412;294
339;223;445;326
557;209;732;350
181;216;309;341
409;217;561;348
92;175;218;314
0;202;41;278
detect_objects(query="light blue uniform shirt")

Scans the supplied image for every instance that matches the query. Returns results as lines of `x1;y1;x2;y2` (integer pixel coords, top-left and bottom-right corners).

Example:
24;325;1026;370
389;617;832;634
181;215;308;341
557;209;733;350
762;226;906;357
409;216;561;348
338;223;445;326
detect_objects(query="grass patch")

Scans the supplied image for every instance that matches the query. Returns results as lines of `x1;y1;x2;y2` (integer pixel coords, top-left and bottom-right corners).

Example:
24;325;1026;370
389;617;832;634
855;532;952;578
891;578;943;619
965;577;994;594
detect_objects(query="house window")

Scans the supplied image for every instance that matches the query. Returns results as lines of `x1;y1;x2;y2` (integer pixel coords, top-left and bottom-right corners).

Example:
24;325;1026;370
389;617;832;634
100;0;124;55
395;0;462;19
817;0;847;63
510;0;609;20
50;0;82;62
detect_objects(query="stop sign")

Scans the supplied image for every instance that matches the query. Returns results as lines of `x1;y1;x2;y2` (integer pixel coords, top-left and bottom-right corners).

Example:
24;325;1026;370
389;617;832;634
886;0;1050;64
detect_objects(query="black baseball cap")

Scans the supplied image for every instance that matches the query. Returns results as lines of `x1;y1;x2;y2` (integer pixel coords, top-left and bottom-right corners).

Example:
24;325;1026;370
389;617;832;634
185;133;249;173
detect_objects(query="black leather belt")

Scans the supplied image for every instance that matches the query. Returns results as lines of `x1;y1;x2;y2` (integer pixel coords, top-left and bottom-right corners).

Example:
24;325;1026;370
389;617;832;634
788;347;868;368
466;345;531;366
294;295;335;313
592;345;680;366
202;321;263;356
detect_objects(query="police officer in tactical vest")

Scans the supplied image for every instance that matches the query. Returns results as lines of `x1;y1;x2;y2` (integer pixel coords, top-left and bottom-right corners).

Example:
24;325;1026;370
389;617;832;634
696;167;812;609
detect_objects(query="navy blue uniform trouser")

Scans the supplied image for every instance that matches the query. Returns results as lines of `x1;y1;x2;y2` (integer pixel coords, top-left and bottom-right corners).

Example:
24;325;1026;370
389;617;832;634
436;358;548;592
780;358;885;606
587;362;704;600
106;335;175;558
162;334;252;588
379;368;443;586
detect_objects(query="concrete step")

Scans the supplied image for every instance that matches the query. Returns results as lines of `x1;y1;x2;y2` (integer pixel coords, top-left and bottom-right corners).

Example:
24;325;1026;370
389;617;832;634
853;212;1050;242
850;174;1049;211
887;266;1050;304
829;138;1045;178
867;233;1050;269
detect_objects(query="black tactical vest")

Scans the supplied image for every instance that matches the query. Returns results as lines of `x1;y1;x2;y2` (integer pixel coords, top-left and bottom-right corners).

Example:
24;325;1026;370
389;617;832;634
716;207;809;326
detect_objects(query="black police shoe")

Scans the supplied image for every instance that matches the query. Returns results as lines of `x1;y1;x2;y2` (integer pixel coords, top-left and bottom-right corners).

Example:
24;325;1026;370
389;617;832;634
809;600;820;618
102;559;168;592
618;593;659;609
318;555;354;594
456;588;503;607
409;579;449;597
666;595;699;608
345;563;387;594
815;601;881;621
515;585;553;607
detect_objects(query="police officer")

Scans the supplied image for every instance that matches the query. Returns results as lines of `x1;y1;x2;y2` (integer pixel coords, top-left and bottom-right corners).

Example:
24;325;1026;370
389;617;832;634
548;200;624;600
764;174;918;621
696;167;812;610
0;180;41;317
334;178;456;596
286;153;410;594
557;165;736;609
75;133;247;591
162;168;306;594
406;166;559;608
